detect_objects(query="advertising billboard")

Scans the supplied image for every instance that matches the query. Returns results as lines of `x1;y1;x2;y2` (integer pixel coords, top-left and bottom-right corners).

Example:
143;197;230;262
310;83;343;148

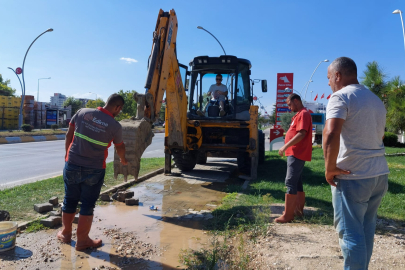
46;109;58;126
275;73;293;128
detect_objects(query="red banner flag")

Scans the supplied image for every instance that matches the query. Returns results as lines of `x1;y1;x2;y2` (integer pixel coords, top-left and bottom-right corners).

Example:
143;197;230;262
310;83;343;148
321;93;325;99
327;94;331;100
314;94;318;101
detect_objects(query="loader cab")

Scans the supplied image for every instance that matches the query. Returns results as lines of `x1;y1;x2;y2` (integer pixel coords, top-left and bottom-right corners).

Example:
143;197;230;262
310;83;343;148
187;55;253;121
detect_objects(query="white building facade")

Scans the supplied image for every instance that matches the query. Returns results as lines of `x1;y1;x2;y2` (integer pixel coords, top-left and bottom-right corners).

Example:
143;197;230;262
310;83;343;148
50;93;67;109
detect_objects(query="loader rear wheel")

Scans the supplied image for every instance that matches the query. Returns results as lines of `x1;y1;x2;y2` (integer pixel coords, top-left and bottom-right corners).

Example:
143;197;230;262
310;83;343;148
196;151;207;164
173;152;197;171
259;130;265;164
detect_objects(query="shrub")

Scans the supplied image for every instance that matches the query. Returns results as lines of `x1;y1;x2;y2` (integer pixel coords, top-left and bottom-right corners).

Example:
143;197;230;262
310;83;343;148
21;124;33;132
51;124;59;131
383;132;398;147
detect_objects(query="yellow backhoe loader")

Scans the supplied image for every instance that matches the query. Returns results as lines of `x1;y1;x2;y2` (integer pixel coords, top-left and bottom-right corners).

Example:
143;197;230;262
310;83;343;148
114;9;267;181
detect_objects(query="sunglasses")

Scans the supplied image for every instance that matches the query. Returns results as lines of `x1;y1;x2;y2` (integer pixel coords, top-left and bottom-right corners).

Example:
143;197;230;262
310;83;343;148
216;79;222;81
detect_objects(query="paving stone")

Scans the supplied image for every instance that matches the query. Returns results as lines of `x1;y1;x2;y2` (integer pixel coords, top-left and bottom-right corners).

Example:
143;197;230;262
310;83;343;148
118;191;134;202
49;210;61;216
73;214;79;224
100;194;111;202
125;198;139;206
34;203;53;213
40;216;62;228
48;196;59;206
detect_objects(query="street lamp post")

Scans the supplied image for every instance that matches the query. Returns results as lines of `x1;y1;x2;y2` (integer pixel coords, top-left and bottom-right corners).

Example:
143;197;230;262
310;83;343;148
197;26;226;55
303;59;329;100
37;77;51;102
310;91;313;100
393;9;405;143
393;10;405;55
9;28;53;129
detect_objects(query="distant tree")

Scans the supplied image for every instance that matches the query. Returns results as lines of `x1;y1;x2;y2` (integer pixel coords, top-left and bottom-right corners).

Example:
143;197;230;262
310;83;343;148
361;61;388;100
114;90;138;121
86;98;105;108
64;97;83;115
269;104;276;125
159;101;166;122
0;74;16;96
280;112;296;131
385;76;405;133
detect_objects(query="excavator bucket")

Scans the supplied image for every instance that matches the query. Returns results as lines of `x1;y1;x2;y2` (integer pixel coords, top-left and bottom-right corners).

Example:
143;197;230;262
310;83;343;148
113;118;154;181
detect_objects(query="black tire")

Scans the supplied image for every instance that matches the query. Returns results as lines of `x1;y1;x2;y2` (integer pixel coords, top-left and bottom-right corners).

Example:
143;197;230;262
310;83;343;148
196;151;207;164
237;152;251;175
259;130;265;164
173;152;197;171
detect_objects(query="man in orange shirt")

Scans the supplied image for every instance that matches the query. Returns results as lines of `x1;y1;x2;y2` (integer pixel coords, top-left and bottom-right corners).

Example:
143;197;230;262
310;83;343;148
276;93;313;223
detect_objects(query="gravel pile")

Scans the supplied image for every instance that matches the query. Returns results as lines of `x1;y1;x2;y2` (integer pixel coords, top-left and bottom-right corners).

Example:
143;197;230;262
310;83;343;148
102;228;163;268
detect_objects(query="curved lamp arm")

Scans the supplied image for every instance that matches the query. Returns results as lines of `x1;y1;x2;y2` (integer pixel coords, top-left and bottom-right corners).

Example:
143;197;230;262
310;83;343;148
197;26;226;55
303;59;329;99
21;28;53;96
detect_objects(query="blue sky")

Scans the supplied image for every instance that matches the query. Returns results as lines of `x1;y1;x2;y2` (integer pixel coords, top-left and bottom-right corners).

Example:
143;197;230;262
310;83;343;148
1;0;405;114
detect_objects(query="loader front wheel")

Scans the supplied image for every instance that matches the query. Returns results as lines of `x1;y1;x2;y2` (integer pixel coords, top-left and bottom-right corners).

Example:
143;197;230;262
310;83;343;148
173;152;197;171
196;151;207;164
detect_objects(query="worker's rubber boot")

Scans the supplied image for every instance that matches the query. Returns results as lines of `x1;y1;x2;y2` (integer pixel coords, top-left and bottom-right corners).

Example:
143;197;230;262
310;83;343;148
275;194;297;223
75;215;102;251
294;191;305;217
57;212;76;243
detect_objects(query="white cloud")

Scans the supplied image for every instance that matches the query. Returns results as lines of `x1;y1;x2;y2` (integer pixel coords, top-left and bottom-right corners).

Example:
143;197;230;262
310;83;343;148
120;57;138;64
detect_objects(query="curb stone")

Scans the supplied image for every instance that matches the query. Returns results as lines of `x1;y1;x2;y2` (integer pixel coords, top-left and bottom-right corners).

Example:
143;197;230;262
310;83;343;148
0;129;164;144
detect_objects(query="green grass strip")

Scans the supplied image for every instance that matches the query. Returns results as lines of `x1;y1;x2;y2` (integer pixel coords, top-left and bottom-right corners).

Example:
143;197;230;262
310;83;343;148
0;158;165;222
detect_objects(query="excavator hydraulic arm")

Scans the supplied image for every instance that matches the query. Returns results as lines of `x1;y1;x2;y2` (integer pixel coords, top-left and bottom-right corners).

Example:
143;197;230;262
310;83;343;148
114;9;187;181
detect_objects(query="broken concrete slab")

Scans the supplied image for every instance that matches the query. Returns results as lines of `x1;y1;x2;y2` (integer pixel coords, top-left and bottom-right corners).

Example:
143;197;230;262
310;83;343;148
118;191;134;202
49;196;58;206
40;216;61;228
49;210;61;216
125;198;139;206
34;203;53;213
100;194;111;202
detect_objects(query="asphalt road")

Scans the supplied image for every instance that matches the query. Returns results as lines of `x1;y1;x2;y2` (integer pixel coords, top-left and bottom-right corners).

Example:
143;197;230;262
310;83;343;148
0;130;277;189
0;133;165;188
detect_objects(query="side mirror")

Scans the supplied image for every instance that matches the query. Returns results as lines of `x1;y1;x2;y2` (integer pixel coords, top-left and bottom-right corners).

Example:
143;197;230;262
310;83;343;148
261;80;268;93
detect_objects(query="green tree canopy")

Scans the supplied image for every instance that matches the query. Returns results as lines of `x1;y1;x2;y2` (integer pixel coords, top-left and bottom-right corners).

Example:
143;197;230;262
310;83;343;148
0;74;16;96
114;90;138;121
64;97;83;115
280;112;296;131
86;98;105;108
385;76;405;133
361;61;387;99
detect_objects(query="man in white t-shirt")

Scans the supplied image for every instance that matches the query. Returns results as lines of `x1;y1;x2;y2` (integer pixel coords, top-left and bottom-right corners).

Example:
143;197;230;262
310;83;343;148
197;74;228;116
323;57;389;269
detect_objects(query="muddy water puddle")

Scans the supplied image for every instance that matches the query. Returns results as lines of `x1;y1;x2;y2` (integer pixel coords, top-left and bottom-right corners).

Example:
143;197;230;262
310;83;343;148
0;179;227;270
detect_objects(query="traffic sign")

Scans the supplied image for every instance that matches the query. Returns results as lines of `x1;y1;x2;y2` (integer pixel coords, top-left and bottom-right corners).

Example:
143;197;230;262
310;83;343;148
16;67;22;75
270;128;284;151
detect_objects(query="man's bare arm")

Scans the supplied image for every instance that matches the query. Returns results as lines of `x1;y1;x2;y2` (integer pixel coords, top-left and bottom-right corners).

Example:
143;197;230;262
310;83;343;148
323;118;350;186
115;143;128;165
65;124;74;160
278;130;307;156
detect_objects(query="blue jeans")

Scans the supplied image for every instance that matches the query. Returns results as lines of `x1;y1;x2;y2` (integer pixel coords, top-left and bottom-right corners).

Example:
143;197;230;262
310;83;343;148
62;162;105;216
285;156;305;194
332;174;388;270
